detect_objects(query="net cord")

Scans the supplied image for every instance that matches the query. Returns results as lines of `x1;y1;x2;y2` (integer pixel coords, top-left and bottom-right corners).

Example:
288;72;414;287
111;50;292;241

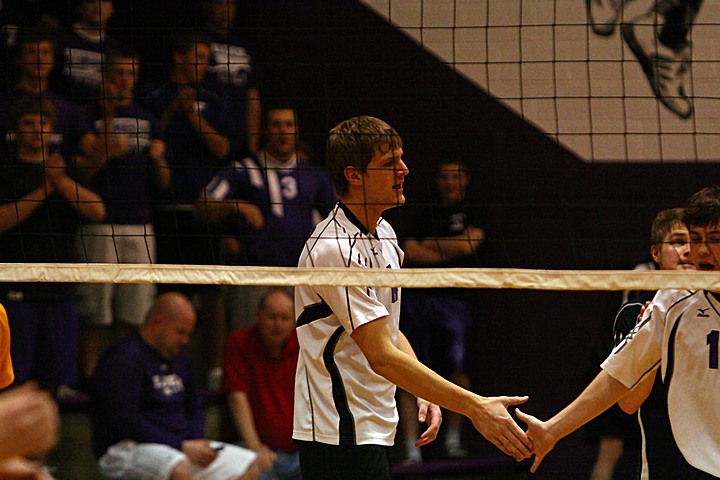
0;263;717;291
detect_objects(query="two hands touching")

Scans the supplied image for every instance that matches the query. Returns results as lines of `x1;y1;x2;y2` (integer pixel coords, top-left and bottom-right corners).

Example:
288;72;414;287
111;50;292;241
416;394;554;469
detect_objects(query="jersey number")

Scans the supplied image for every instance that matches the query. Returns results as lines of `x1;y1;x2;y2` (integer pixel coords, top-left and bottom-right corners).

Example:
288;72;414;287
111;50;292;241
708;330;719;369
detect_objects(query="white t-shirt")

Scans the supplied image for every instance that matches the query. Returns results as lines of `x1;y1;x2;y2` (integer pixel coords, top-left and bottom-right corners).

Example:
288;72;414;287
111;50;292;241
602;289;720;476
293;203;403;446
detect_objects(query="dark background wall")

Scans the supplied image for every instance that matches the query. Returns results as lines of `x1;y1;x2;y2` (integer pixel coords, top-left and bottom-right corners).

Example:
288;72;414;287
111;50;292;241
250;1;716;478
115;1;717;477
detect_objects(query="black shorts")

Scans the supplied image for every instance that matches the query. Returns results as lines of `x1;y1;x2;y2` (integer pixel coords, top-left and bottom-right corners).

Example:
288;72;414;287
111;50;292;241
297;441;392;480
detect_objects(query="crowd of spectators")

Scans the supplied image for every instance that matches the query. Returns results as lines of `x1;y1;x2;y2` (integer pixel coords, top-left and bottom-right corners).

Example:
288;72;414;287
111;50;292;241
0;1;491;478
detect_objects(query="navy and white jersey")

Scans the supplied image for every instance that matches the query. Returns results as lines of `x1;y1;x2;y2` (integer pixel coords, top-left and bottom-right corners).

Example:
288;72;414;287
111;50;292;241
86;102;163;225
203;150;335;266
53;29;117;104
142;83;232;206
603;289;720;476
202;32;261;153
293;203;403;446
204;33;260;91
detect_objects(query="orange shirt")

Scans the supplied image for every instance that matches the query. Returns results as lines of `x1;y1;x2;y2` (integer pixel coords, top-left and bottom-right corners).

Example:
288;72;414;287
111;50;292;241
0;304;14;388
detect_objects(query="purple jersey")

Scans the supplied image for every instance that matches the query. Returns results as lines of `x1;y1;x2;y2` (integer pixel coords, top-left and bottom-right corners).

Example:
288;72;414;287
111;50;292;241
205;32;259;91
204;151;335;266
142;83;232;205
91;332;204;457
86;102;162;224
203;32;261;153
53;28;117;104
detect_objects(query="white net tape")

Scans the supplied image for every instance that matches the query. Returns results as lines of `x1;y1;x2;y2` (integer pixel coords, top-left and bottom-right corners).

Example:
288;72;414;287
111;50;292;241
0;263;718;291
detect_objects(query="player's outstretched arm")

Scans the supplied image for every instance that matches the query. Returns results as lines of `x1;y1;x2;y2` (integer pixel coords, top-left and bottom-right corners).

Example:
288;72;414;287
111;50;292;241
352;318;532;460
516;370;630;473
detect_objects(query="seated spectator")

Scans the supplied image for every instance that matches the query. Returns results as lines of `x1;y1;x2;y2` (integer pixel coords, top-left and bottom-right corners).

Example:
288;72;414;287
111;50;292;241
91;292;260;480
223;288;300;480
0;97;105;392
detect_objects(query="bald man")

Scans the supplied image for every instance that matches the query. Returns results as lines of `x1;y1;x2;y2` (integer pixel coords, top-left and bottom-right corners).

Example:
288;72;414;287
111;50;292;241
92;293;260;480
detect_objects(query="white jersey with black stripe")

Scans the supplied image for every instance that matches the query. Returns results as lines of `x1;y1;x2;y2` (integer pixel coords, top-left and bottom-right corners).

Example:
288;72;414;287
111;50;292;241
602;289;720;476
293;203;403;447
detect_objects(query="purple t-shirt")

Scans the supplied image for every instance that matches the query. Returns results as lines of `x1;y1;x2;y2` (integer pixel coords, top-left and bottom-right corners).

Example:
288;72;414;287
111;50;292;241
202;31;261;153
91;332;204;457
86;102;162;224
142;83;232;205
53;28;117;104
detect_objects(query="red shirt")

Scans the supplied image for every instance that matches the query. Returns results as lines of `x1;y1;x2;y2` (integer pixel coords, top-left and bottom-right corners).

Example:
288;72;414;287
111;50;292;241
223;325;299;451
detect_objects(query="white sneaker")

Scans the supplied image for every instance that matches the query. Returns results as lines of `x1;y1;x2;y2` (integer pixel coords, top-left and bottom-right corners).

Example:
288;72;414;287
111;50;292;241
587;0;633;36
621;12;693;118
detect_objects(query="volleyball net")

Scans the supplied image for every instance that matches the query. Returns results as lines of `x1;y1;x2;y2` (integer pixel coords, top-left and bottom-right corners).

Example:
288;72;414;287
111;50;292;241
0;0;718;290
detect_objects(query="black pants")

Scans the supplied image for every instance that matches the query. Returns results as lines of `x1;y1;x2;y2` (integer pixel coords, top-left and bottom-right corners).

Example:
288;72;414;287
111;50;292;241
298;441;392;480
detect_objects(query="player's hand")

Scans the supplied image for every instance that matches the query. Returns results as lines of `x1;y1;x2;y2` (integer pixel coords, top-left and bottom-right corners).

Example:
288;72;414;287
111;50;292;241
415;398;442;447
515;408;556;473
181;439;218;468
470;395;531;462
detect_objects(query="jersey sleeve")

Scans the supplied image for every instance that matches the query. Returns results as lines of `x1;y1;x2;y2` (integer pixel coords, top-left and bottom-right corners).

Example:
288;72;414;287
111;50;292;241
203;161;248;200
602;289;686;388
304;237;389;332
612;301;643;347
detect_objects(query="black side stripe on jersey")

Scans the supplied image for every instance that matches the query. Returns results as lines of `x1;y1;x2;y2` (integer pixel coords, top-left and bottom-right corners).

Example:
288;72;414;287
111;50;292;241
664;312;684;389
297;299;333;328
345;287;355;330
305;368;317;442
323;326;356;446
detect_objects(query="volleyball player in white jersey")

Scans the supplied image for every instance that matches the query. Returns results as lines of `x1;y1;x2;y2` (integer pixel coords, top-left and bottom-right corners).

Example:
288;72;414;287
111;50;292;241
518;185;720;479
293;116;532;480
